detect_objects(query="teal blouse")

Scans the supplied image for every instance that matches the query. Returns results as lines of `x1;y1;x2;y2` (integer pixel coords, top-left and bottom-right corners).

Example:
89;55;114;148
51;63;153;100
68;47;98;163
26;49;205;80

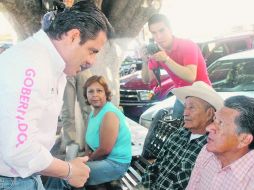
85;102;132;163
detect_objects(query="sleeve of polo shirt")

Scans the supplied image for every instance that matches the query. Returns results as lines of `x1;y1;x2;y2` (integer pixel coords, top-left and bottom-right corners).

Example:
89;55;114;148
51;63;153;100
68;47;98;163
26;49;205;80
182;41;199;66
0;67;53;178
186;146;207;189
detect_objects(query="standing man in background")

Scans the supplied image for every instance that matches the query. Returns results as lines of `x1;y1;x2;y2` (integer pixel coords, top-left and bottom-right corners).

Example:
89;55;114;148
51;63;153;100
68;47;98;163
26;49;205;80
58;0;93;153
142;14;211;118
0;1;113;189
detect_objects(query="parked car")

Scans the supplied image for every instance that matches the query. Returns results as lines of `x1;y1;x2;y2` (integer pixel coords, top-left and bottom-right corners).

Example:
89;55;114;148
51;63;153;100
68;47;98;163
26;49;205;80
0;42;12;54
139;49;254;128
120;69;174;121
198;33;254;66
120;33;254;122
119;57;143;77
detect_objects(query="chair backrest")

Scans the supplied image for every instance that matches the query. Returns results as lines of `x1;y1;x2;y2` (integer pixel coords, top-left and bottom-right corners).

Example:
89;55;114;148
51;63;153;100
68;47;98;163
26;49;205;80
142;108;183;159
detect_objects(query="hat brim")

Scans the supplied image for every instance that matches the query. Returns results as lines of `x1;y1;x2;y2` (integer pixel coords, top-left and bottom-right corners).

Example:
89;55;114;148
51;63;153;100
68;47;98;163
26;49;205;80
172;85;224;111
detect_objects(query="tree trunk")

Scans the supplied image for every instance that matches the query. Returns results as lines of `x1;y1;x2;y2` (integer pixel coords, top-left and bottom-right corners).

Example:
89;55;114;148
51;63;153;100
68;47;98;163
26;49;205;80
0;0;162;39
102;0;161;38
0;0;43;40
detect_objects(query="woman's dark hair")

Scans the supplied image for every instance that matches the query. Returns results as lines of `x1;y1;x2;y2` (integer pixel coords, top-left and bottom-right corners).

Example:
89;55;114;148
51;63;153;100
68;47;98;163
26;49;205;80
83;75;112;105
45;0;114;44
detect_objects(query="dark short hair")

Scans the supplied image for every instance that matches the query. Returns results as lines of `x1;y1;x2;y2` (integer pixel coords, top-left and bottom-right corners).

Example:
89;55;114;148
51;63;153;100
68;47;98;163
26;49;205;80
83;75;112;105
224;96;254;149
148;13;171;29
46;0;114;44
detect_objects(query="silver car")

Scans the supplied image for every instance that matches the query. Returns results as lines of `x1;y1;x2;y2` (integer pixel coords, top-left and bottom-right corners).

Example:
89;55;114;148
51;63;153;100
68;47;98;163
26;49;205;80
139;49;254;129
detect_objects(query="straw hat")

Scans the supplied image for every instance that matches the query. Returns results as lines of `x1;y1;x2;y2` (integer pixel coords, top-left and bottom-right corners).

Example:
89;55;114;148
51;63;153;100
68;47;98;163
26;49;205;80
172;81;224;111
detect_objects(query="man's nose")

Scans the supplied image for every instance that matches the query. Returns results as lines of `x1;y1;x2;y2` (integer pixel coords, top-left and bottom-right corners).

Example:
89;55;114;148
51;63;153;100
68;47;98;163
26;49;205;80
154;33;163;41
92;92;99;96
183;108;189;116
89;55;97;65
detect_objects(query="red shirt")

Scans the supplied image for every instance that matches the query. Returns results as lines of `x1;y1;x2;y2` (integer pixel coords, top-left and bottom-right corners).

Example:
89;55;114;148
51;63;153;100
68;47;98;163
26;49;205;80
160;37;211;88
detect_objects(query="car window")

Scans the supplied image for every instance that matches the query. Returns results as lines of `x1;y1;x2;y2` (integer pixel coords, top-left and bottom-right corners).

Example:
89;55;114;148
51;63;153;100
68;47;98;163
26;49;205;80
208;58;254;91
226;40;248;52
206;44;228;65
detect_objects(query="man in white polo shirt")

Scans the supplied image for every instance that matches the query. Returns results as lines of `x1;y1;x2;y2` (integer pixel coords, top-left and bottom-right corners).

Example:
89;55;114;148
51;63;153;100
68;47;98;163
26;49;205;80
0;1;113;189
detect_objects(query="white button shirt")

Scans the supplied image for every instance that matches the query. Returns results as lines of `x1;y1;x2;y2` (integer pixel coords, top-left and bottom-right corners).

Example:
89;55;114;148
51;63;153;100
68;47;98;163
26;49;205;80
0;30;66;177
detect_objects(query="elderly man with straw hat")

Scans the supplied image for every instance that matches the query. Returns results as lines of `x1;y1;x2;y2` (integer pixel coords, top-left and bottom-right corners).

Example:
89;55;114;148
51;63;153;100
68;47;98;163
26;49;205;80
141;81;223;190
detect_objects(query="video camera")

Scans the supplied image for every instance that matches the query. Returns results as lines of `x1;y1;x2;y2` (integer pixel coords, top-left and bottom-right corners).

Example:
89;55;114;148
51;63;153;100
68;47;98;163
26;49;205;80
42;0;65;12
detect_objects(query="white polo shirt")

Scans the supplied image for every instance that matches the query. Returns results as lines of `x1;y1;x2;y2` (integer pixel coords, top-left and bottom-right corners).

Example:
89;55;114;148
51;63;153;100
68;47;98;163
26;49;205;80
0;30;66;177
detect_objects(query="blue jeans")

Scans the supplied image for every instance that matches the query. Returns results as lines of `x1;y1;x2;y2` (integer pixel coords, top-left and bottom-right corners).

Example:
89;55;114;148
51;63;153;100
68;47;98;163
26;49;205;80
44;159;130;189
172;98;184;119
86;159;129;185
0;175;45;190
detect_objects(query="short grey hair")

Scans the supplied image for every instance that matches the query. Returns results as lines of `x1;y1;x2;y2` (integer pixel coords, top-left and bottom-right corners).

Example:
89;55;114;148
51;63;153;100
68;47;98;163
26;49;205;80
224;96;254;149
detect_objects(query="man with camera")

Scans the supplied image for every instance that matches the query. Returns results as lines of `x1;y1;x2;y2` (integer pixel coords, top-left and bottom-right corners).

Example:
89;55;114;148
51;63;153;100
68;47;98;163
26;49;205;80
141;14;211;118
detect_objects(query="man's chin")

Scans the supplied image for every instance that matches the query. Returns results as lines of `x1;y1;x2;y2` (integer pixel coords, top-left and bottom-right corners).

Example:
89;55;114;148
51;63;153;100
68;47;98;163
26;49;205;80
81;64;91;71
158;42;169;50
183;123;191;129
206;143;214;153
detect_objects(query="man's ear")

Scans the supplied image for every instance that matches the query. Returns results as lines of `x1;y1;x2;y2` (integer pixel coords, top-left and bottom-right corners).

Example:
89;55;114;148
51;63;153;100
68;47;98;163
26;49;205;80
66;29;80;43
206;107;215;123
238;133;253;149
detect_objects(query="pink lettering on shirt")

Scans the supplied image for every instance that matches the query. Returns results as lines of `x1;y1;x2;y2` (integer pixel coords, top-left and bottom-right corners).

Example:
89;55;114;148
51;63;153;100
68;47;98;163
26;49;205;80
16;68;36;147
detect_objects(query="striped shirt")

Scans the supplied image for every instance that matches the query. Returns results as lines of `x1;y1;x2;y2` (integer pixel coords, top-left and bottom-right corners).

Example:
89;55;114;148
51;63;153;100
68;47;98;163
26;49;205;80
142;125;207;190
187;145;254;190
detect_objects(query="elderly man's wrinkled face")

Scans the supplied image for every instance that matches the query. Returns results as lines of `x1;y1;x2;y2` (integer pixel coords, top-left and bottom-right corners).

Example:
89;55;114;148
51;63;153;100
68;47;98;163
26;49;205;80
183;97;214;134
206;107;240;155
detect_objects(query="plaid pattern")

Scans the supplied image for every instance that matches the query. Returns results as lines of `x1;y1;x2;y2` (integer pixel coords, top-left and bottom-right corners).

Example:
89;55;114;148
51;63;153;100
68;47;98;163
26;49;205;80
142;124;207;190
187;146;254;190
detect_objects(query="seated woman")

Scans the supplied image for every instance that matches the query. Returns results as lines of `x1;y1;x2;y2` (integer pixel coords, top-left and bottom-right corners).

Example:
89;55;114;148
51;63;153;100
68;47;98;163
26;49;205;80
45;75;132;189
83;75;132;185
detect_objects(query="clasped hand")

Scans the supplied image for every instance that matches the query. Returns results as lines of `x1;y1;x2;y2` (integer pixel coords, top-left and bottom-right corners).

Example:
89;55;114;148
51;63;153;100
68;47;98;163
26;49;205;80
148;51;169;69
68;156;90;188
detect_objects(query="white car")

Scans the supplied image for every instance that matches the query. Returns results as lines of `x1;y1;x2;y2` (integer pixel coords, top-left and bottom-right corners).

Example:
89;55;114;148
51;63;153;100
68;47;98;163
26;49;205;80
139;49;254;129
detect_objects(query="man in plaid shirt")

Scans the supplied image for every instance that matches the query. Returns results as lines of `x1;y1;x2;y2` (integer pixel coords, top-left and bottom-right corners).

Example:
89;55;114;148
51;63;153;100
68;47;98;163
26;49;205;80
141;81;224;190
